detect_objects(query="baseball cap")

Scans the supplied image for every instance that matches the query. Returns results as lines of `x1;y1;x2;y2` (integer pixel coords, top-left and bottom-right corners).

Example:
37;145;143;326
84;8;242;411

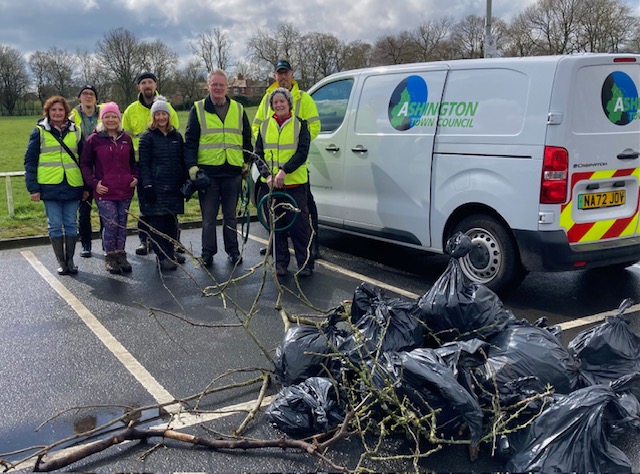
274;60;292;72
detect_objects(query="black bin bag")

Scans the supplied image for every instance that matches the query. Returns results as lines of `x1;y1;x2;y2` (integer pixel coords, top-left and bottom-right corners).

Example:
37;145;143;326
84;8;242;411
568;298;640;384
274;312;351;386
475;321;585;402
339;295;424;365
265;377;345;437
417;232;515;344
506;384;637;473
367;349;484;446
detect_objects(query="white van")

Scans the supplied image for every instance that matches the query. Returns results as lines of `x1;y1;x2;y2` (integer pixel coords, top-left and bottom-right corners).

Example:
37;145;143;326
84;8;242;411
306;53;640;292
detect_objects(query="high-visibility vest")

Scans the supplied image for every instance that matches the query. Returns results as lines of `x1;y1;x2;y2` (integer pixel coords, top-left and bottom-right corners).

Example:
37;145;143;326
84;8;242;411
36;125;83;187
260;116;307;186
195;99;244;167
70;105;101;138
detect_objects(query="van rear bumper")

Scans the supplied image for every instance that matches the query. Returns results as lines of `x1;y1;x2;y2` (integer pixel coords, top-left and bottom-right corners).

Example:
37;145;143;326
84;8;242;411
513;230;640;271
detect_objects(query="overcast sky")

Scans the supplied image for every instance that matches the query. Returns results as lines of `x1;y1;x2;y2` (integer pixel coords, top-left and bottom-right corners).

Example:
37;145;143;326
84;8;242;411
0;0;638;65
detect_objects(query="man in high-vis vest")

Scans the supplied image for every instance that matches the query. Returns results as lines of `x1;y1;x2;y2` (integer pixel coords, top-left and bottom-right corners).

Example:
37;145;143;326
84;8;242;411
252;59;322;259
122;71;179;256
184;69;252;267
70;84;100;258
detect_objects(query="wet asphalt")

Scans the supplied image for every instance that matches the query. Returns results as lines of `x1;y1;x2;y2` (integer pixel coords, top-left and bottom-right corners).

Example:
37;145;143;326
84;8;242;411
1;224;640;472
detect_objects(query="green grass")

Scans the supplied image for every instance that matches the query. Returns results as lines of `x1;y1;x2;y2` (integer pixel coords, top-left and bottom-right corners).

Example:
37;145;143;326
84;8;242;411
0;107;257;240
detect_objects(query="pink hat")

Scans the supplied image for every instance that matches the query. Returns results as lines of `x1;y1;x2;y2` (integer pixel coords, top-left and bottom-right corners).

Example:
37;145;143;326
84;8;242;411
99;102;121;120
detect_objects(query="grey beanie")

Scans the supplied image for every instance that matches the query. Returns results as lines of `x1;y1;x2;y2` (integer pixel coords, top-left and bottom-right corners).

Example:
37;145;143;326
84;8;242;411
269;87;293;110
150;96;170;116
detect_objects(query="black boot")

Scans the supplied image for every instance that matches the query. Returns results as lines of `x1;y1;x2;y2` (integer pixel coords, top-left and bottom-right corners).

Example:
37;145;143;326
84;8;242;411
65;235;78;274
51;237;68;275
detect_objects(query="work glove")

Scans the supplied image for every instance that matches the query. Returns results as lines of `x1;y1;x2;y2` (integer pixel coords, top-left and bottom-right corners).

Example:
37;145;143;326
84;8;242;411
189;166;200;181
144;185;157;204
194;170;211;190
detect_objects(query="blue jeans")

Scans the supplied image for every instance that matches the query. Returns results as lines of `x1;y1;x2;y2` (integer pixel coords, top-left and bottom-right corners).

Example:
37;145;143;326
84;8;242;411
96;199;131;253
43;200;79;238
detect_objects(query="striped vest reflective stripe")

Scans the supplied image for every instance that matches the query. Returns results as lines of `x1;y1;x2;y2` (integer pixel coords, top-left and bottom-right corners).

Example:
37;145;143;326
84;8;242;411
195;99;244;167
37;126;83;187
260;116;307;186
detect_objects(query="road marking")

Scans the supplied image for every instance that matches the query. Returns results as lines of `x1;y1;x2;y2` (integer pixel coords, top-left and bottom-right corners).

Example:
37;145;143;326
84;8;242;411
21;250;181;414
247;234;421;299
246;233;636;330
556;302;640;330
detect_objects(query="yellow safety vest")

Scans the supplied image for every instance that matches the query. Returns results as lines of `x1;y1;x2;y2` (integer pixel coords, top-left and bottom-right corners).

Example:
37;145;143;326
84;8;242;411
36;126;83;187
195;99;244;167
260;116;307;186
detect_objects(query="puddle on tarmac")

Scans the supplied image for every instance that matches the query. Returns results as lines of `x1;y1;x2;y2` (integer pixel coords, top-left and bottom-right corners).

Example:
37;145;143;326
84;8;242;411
1;406;167;465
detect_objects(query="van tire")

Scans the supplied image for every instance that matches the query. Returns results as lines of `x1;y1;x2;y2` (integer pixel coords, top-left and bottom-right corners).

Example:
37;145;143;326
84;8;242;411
451;214;525;293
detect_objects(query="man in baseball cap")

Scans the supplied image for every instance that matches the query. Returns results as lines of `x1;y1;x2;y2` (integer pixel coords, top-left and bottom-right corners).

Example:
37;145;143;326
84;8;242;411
274;59;292;72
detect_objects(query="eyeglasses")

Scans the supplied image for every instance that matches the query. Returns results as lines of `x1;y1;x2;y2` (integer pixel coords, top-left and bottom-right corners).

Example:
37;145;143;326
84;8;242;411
209;83;226;87
81;92;95;97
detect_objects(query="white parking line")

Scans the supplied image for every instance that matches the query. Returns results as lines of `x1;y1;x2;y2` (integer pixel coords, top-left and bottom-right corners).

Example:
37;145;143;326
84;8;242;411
246;233;634;330
21;250;181;414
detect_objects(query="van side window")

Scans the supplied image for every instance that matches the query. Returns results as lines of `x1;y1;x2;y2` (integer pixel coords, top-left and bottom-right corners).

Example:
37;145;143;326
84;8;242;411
311;79;353;133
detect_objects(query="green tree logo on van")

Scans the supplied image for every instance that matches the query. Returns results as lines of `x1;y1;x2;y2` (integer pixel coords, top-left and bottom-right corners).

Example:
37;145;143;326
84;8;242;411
388;76;428;131
601;72;639;126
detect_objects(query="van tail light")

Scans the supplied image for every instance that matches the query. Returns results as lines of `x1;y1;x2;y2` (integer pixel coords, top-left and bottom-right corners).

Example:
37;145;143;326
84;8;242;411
540;146;569;204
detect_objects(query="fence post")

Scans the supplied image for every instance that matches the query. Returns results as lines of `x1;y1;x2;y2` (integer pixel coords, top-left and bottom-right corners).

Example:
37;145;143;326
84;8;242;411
1;172;25;218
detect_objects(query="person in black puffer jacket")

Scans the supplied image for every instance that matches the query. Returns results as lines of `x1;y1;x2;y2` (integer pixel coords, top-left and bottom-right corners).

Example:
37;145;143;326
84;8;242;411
138;97;187;272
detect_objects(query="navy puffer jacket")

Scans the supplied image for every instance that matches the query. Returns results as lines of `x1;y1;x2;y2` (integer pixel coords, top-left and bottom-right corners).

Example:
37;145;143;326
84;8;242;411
138;127;187;216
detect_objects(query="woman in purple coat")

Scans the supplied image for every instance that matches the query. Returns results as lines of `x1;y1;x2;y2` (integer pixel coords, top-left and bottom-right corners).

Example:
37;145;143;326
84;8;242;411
80;102;138;274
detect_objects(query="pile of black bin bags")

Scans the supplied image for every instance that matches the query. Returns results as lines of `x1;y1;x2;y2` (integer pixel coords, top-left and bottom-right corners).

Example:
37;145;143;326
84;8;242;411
265;232;640;472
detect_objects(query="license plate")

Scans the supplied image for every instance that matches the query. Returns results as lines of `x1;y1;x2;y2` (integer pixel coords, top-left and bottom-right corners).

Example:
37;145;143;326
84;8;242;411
578;190;626;210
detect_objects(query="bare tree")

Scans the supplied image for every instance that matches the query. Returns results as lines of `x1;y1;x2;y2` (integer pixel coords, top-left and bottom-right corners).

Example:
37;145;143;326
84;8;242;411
451;15;483;59
411;17;454;62
189;27;233;73
233;57;265;82
28;51;53;106
96;28;144;105
246;21;302;77
372;31;416;65
140;39;178;95
524;0;584;54
0;44;29;115
296;32;343;88
46;47;76;97
340;40;373;71
501;13;542;57
174;59;206;108
578;0;637;52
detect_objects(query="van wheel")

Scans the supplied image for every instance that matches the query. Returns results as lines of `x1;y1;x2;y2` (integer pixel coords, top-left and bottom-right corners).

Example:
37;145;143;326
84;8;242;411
451;214;525;293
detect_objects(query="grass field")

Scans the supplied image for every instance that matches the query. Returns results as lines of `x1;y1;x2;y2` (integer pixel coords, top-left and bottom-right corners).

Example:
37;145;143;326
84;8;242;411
0;107;257;240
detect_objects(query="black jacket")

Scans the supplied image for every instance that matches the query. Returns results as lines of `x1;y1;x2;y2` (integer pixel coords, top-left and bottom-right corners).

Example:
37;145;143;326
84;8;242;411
138;127;186;216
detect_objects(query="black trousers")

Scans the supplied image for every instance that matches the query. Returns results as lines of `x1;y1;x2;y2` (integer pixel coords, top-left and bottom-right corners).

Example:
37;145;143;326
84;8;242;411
78;196;93;247
307;183;319;256
136;181;150;244
258;183;313;271
198;175;241;258
144;214;178;261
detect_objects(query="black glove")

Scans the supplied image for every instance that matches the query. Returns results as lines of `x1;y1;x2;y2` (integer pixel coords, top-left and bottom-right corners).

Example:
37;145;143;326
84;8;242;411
144;185;157;204
194;170;211;190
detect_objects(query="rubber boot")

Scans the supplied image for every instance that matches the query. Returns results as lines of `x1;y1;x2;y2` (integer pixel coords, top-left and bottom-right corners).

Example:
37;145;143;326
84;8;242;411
116;250;132;273
105;252;122;274
65;235;78;274
51;237;68;275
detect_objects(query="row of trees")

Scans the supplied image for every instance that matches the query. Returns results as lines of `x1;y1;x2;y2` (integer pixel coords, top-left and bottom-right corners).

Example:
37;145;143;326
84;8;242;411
0;0;638;115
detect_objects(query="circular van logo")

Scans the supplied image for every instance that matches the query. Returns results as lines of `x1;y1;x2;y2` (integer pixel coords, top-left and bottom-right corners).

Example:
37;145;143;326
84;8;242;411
601;71;639;126
388;75;428;131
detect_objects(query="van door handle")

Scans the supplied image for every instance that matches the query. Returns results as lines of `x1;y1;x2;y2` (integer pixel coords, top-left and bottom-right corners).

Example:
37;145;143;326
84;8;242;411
351;146;368;153
325;145;340;152
617;149;639;160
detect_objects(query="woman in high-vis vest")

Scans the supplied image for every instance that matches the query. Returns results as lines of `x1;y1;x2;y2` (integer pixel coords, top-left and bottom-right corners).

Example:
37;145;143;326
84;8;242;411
24;96;86;275
255;87;314;278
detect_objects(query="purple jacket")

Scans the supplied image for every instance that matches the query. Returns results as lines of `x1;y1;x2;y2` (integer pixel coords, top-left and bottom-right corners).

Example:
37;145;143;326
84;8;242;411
80;130;138;201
